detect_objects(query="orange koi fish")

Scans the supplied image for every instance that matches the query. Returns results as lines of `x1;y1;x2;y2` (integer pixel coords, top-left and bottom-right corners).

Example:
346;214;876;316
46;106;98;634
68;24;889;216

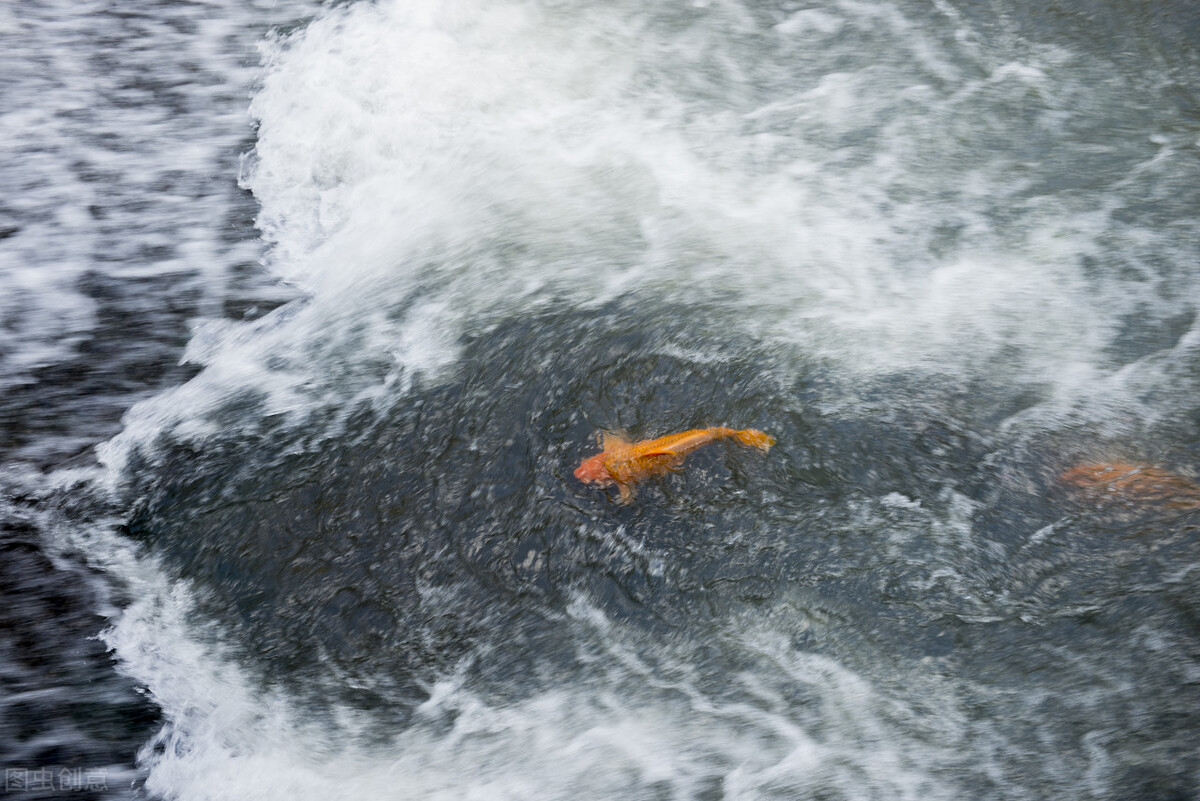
574;426;775;503
1059;462;1200;511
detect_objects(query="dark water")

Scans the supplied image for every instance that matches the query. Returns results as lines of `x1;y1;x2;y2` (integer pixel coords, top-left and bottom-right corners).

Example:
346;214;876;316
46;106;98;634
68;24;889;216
3;0;1200;799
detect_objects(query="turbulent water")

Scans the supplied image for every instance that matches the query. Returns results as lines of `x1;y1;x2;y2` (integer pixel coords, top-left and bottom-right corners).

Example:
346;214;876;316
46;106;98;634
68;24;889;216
3;0;1200;799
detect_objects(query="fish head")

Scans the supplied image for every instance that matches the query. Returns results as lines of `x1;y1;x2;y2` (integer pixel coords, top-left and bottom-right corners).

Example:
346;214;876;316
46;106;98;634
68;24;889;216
574;454;612;485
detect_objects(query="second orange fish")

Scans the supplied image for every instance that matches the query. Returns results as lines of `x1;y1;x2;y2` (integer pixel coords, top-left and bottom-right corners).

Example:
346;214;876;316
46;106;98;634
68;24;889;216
1059;462;1200;511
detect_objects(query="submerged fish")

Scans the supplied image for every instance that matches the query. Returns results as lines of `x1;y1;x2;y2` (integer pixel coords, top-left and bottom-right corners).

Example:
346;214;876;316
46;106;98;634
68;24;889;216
1059;462;1200;511
574;426;776;503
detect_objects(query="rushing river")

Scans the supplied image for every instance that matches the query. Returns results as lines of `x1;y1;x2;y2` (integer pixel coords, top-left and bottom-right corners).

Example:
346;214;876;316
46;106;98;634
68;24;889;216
3;0;1199;799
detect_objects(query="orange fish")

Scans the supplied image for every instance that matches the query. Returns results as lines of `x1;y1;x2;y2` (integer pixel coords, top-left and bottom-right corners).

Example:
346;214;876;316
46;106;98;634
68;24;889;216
574;426;776;503
1059;462;1200;511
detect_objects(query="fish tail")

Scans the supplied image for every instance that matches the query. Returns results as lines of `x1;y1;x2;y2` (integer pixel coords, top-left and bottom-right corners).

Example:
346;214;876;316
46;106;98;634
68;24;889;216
732;428;775;452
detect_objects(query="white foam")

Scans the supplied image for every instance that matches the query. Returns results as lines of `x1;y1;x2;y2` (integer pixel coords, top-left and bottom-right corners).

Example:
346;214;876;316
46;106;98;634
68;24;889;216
230;0;1200;426
88;550;966;801
775;9;844;36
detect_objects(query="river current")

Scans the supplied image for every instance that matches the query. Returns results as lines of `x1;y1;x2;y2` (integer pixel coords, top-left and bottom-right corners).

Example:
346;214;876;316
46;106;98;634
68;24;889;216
2;0;1199;799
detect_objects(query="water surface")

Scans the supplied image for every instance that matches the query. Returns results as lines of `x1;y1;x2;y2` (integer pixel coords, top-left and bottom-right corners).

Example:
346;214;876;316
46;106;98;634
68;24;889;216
3;0;1199;798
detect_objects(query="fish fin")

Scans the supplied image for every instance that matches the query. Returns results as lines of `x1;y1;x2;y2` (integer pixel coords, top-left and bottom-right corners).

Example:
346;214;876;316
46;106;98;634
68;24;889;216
617;482;636;504
601;430;633;452
733;428;775;452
